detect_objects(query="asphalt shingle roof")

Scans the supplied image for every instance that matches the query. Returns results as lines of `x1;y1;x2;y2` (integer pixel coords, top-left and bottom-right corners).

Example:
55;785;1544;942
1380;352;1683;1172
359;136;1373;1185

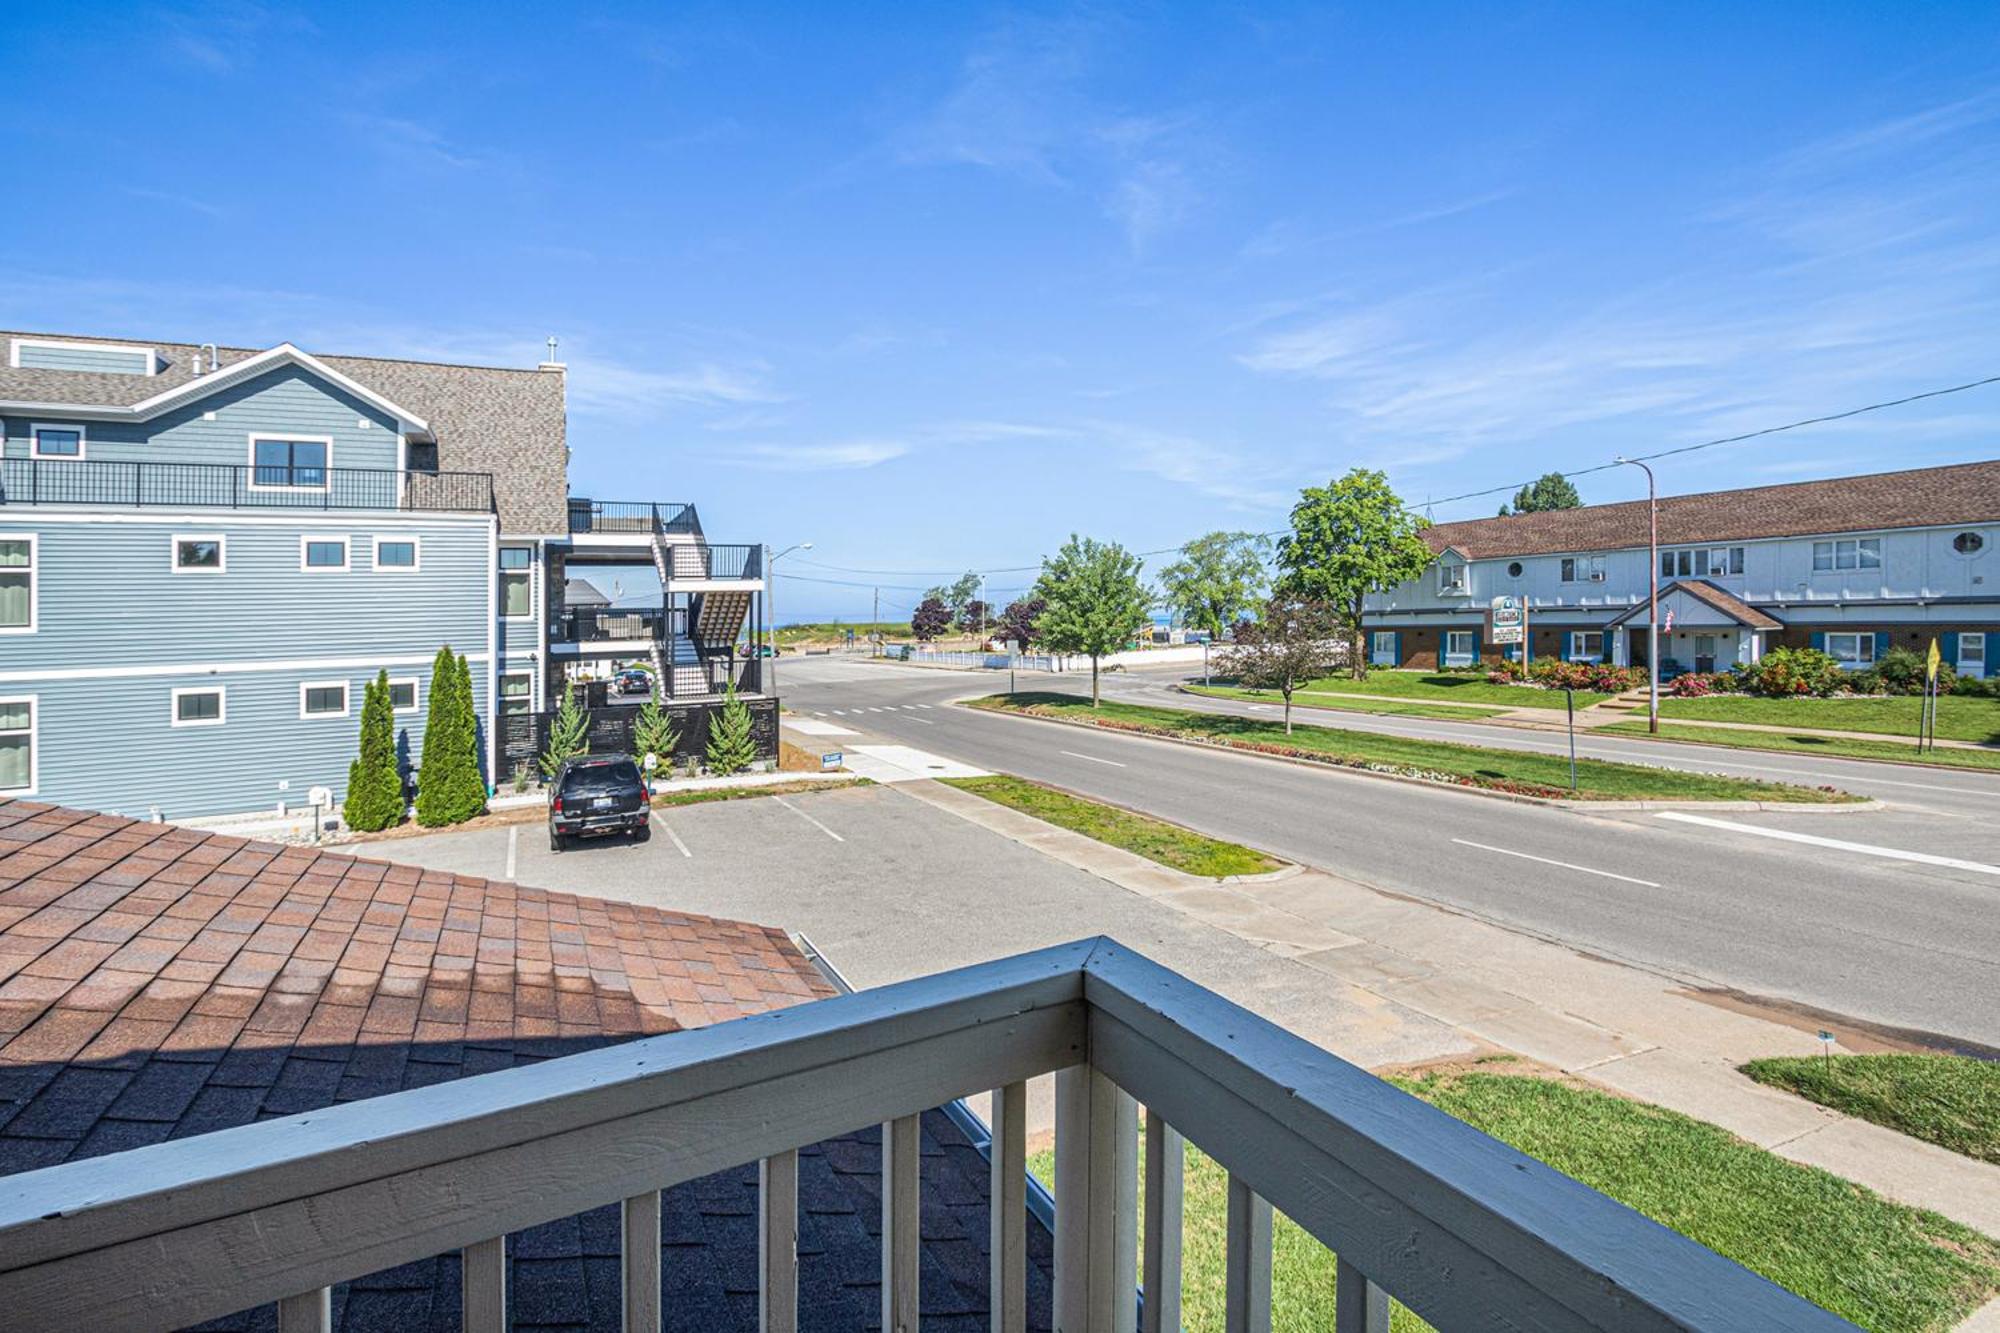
1425;459;2000;559
0;800;1053;1331
0;330;569;534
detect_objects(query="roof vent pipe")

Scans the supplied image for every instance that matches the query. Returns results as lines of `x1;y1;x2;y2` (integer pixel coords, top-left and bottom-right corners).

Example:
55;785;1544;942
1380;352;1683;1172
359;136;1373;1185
199;343;218;375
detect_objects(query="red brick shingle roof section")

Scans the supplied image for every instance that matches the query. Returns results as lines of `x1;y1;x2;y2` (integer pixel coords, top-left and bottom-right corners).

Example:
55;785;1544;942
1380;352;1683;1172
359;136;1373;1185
1425;459;2000;559
0;801;833;1080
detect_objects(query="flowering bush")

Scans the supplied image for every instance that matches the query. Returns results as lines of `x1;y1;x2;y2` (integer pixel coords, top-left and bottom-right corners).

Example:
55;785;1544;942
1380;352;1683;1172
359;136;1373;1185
1749;647;1845;697
1668;672;1722;698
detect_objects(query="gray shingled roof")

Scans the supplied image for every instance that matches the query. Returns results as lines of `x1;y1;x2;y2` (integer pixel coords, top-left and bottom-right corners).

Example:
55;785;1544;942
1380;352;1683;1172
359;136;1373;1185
1;330;568;535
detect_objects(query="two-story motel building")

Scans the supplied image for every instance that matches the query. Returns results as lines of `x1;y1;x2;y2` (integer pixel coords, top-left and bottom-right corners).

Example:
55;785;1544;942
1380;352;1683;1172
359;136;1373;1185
0;331;770;820
1361;459;2000;678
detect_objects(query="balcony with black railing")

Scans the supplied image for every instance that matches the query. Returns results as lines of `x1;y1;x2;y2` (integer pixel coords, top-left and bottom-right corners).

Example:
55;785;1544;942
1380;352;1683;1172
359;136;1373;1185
0;457;495;514
662;542;762;582
565;498;701;536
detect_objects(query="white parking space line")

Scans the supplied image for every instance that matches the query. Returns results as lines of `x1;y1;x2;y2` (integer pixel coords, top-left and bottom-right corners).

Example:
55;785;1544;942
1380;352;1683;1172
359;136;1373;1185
1655;812;2000;876
650;812;692;857
1060;750;1128;768
774;796;844;842
1450;838;1661;888
505;826;518;880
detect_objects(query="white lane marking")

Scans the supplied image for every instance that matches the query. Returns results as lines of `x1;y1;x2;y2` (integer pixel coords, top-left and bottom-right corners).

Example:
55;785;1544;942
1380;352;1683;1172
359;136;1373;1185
774;796;844;842
505;825;518;879
915;704;934;709
786;716;858;736
905;716;934;725
1060;749;1128;768
868;707;887;713
1450;838;1661;888
651;812;693;858
1655;812;2000;876
831;709;848;714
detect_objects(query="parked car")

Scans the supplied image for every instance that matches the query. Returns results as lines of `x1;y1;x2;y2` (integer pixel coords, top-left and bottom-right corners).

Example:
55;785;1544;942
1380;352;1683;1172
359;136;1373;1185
616;669;651;695
548;754;651;851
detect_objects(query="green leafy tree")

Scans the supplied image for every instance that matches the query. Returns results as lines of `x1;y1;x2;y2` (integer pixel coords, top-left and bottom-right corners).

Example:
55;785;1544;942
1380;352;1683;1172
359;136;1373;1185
539;680;591;780
1277;469;1435;679
414;646;463;826
1219;596;1344;734
911;596;952;642
1032;535;1152;706
704;683;757;775
1157;531;1269;636
343;671;405;831
1498;472;1583;516
924;571;982;617
633;697;680;781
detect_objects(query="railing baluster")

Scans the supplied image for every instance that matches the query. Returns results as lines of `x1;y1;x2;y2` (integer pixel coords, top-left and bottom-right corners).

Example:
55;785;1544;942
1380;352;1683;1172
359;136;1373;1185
990;1082;1028;1333
622;1189;662;1333
462;1235;506;1331
275;1288;330;1333
1335;1255;1390;1333
882;1114;921;1333
1141;1109;1183;1333
760;1150;799;1333
1224;1173;1272;1333
1054;1066;1138;1333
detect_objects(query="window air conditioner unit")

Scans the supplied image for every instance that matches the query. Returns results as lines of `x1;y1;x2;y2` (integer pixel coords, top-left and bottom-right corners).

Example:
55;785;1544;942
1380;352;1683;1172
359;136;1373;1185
1588;570;1607;582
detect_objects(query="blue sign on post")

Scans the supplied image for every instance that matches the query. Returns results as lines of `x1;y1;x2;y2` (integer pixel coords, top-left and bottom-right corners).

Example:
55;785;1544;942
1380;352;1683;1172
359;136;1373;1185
822;751;843;771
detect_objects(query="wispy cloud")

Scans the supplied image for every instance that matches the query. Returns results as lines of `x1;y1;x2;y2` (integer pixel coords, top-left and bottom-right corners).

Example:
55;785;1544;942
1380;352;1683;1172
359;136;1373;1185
120;187;226;220
732;440;912;471
344;114;486;171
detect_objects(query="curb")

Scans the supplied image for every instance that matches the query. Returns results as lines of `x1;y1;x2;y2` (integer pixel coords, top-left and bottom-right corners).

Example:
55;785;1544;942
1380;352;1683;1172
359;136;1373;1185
960;703;1877;813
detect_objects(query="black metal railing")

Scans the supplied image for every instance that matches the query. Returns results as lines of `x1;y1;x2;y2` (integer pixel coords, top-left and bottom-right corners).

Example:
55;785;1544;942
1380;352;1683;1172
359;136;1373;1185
0;458;494;514
565;499;702;536
558;607;669;643
665;543;762;581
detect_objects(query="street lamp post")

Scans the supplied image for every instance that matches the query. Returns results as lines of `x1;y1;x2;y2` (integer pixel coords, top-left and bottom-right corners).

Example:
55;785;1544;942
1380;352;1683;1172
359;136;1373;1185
765;541;813;696
1614;458;1660;734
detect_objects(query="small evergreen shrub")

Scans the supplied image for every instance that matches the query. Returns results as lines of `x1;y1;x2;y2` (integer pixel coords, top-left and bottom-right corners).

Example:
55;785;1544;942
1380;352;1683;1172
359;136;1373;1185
633;697;680;782
703;684;757;776
343;671;405;831
540;681;590;780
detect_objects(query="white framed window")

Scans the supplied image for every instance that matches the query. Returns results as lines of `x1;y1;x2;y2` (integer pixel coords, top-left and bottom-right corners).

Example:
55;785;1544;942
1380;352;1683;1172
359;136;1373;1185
374;536;420;572
1559;556;1604;583
1824;632;1875;667
1661;547;1744;578
388;678;419;713
170;687;226;728
29;423;85;460
1437;562;1467;595
171;534;226;574
1370;631;1397;665
1959;632;1986;678
1568;631;1605;661
0;697;34;794
300;536;351;572
1812;537;1881;573
1444;630;1476;665
300;680;350;718
500;546;535;619
499;671;533;716
248;434;332;491
0;535;35;634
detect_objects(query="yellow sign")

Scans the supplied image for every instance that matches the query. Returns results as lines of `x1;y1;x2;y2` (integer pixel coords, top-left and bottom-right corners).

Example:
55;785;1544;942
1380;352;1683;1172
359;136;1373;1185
1926;637;1941;683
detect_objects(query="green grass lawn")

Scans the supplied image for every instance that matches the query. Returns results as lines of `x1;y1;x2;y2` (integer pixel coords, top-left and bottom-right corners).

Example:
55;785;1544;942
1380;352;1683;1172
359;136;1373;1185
1027;1064;2000;1331
1272;670;1618;710
970;693;1855;802
1600;720;2000;772
939;774;1281;878
1659;693;2000;743
1742;1054;2000;1166
1183;683;1511;721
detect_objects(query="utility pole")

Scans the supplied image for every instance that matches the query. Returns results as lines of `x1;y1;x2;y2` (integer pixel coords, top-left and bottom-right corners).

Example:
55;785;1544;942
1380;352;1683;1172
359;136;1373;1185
1615;457;1661;734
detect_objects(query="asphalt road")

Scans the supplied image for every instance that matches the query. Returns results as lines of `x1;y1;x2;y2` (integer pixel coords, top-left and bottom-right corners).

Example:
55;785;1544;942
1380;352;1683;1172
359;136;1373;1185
778;655;2000;1050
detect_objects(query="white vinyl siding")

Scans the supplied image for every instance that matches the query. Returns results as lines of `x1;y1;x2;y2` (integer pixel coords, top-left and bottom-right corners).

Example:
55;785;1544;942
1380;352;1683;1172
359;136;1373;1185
0;536;34;633
0;697;32;793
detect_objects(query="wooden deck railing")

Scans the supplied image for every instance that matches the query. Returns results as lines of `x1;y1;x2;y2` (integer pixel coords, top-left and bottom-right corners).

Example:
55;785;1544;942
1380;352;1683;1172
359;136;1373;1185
0;939;1849;1332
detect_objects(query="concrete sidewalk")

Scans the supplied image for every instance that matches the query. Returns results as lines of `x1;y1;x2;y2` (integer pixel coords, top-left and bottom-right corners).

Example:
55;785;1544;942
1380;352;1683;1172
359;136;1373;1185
906;778;2000;1241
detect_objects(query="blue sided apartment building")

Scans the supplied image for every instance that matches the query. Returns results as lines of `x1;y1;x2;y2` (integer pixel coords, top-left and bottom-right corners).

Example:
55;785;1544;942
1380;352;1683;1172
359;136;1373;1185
0;332;774;821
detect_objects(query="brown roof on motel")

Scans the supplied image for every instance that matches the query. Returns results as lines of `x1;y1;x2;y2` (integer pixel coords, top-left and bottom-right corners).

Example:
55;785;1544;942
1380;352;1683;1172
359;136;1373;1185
1424;459;2000;560
1606;579;1782;630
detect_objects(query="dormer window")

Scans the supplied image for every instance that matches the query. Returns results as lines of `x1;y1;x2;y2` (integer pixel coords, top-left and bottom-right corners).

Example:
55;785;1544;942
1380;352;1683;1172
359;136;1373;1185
30;425;83;460
1438;561;1467;595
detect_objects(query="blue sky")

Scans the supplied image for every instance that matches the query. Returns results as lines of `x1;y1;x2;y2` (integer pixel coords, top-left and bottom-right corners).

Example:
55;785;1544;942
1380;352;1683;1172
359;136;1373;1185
4;4;1999;620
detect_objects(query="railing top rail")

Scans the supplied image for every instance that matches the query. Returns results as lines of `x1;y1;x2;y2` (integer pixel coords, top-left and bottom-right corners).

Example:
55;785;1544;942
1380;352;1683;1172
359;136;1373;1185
1080;943;1848;1332
0;457;495;514
0;943;1092;1329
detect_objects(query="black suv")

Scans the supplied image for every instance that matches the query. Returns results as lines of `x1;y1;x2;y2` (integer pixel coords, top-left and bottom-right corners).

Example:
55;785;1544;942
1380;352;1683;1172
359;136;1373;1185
548;754;651;851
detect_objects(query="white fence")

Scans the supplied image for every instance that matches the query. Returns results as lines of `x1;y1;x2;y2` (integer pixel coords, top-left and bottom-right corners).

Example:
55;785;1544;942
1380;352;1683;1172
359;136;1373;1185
0;939;1846;1332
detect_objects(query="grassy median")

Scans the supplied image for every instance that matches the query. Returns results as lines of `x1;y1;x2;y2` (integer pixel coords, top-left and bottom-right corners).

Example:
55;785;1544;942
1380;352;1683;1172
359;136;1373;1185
940;774;1282;878
969;693;1856;802
1026;1062;2000;1331
1182;683;1511;720
1659;693;2000;744
1742;1054;2000;1166
1600;720;2000;772
1259;670;1619;710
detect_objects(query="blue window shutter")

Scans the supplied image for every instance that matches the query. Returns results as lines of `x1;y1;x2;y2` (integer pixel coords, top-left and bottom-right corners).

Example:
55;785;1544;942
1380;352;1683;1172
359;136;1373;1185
1470;629;1481;664
1602;633;1614;664
1942;631;1959;664
1875;631;1892;660
1810;631;1825;653
1392;631;1402;666
1563;631;1574;660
